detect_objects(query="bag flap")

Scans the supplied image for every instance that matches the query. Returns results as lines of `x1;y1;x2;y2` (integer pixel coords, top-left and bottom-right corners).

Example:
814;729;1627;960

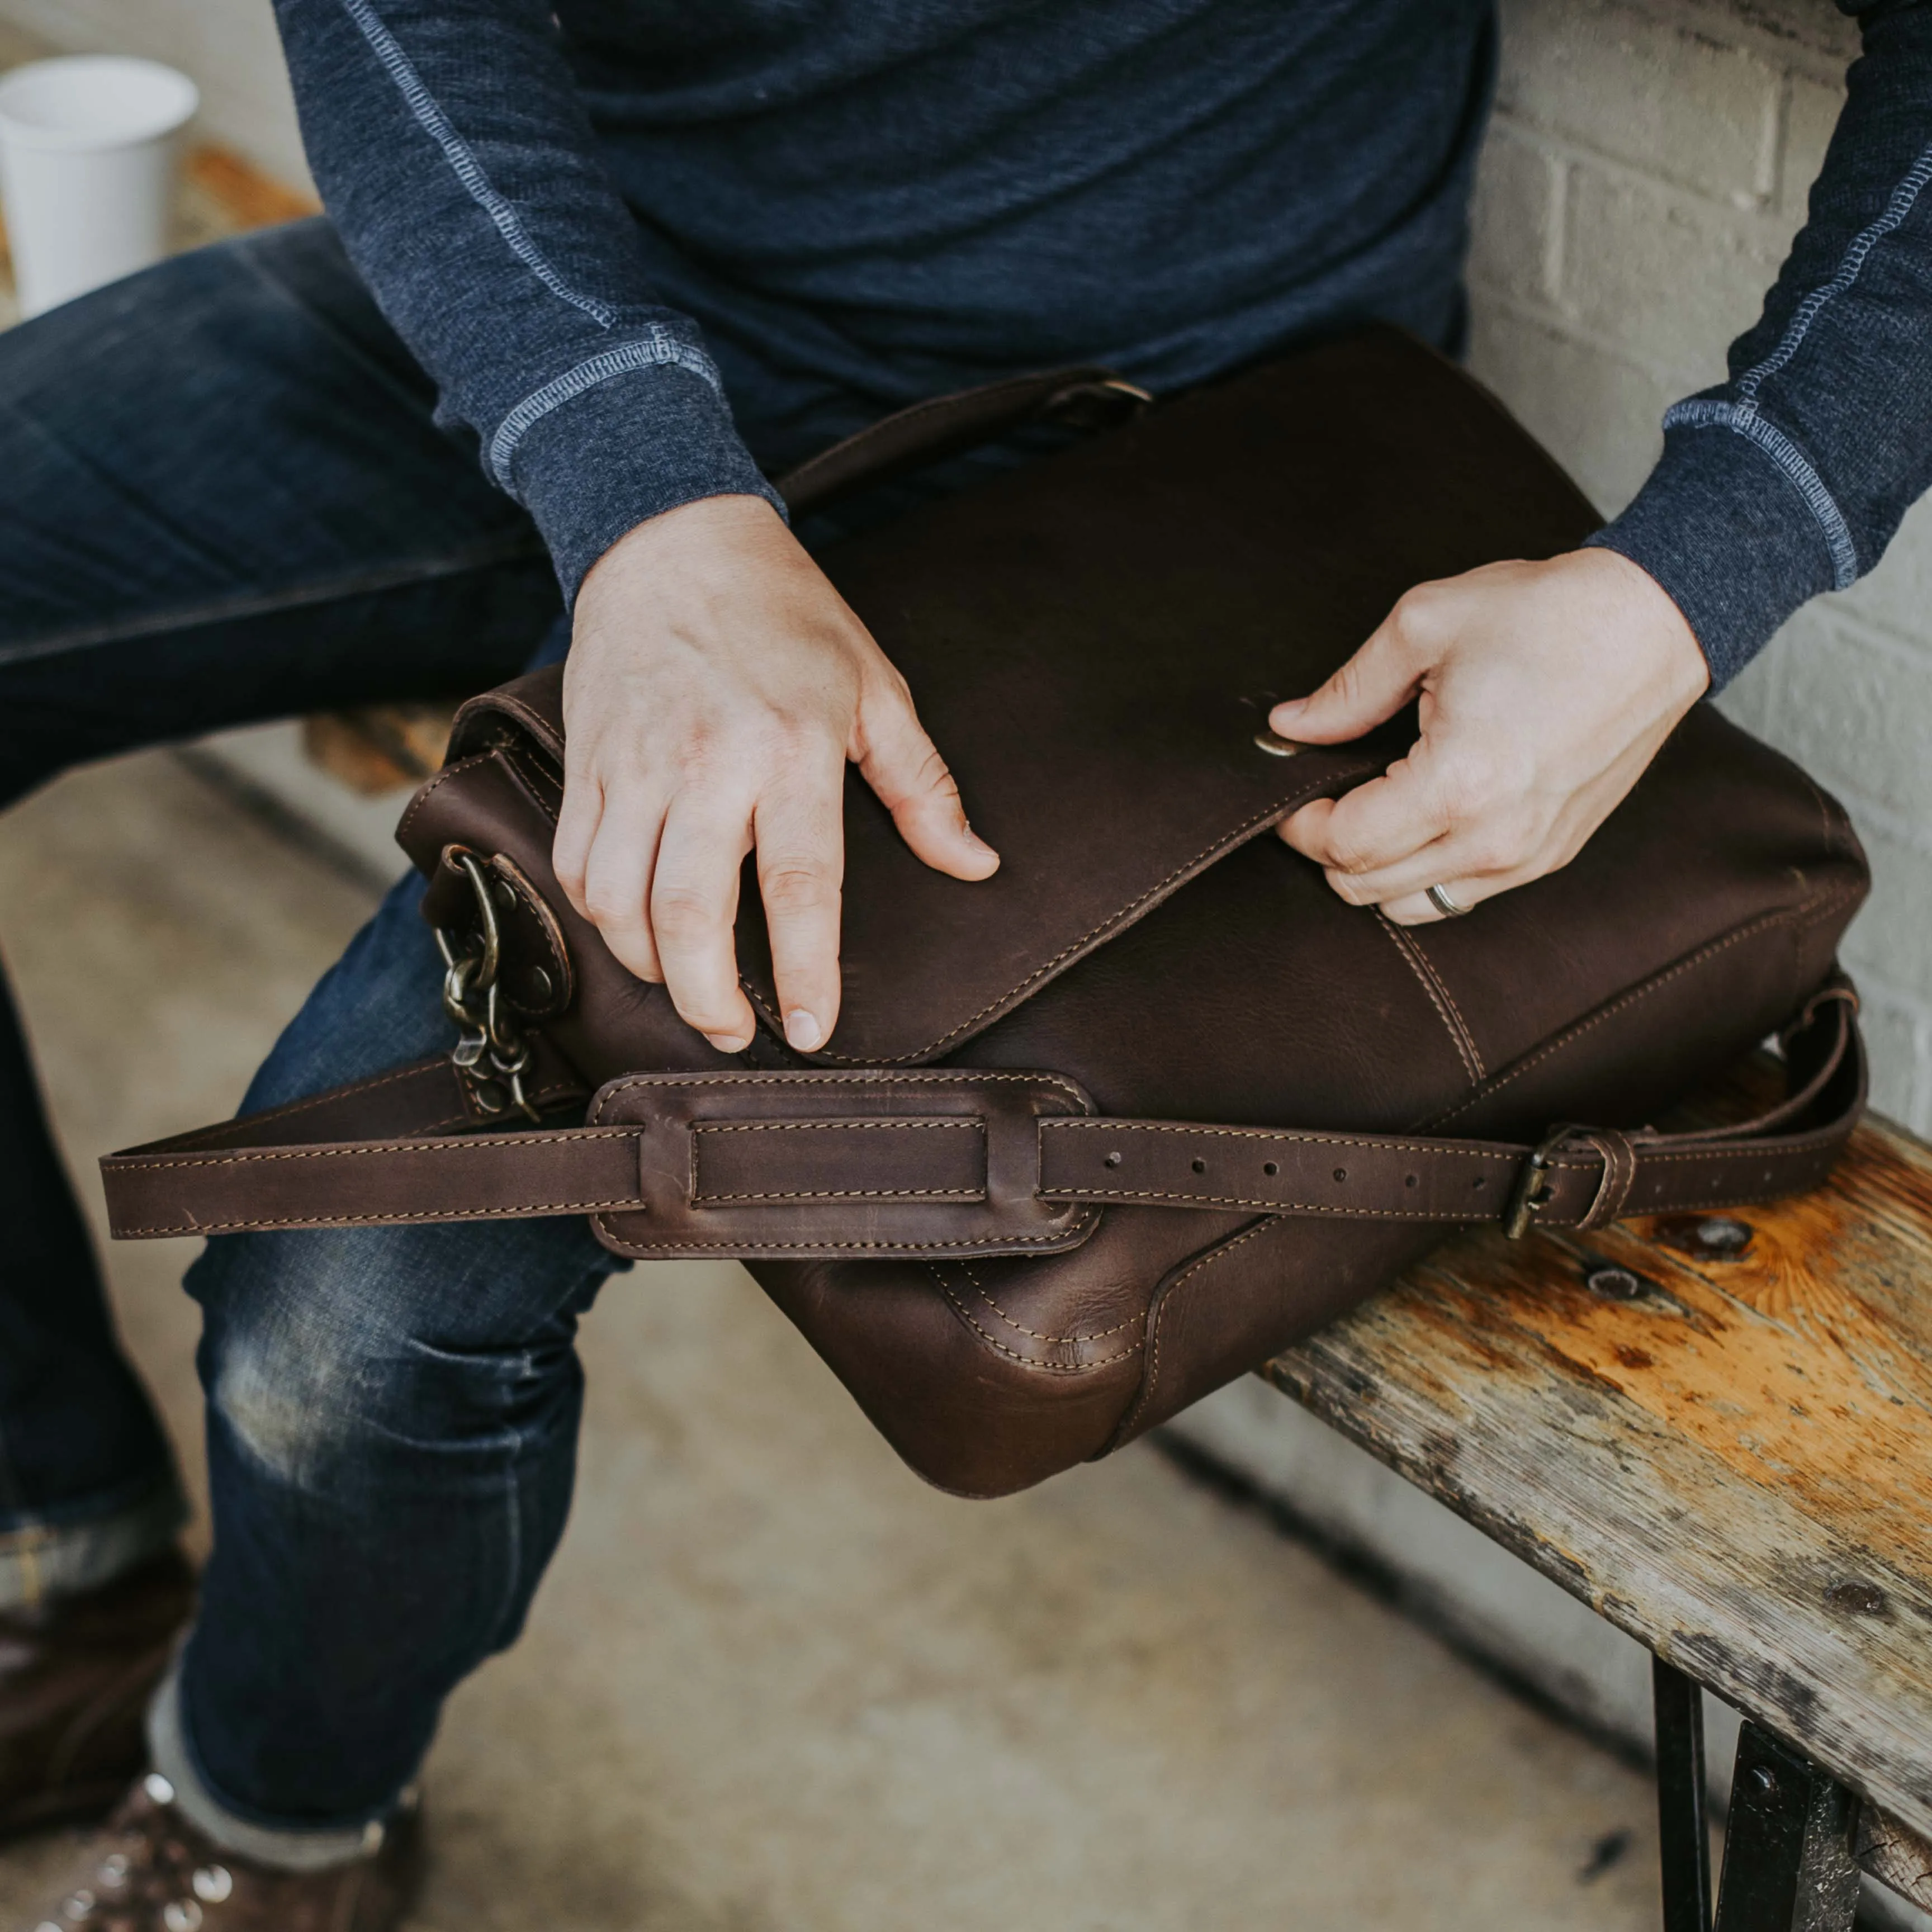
448;327;1600;1067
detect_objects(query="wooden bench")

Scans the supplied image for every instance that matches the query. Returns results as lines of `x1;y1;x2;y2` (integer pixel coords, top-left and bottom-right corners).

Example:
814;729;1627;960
1261;1073;1932;1932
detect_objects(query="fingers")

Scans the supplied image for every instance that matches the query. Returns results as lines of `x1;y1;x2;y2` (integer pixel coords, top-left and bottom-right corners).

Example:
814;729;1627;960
1268;597;1429;746
1276;733;1472;885
1275;551;1713;926
561;766;845;1052
1281;754;1560;926
647;792;758;1051
1379;879;1494;926
753;767;845;1053
551;769;603;926
1308;808;1534;910
856;674;1000;882
571;780;667;986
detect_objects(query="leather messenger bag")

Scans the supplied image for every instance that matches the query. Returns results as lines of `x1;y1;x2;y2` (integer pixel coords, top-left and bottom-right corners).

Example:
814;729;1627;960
102;328;1871;1498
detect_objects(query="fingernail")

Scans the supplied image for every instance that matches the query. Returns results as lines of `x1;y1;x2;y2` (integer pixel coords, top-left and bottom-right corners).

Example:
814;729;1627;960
1270;698;1307;723
963;823;997;857
704;1031;749;1055
784;1008;823;1052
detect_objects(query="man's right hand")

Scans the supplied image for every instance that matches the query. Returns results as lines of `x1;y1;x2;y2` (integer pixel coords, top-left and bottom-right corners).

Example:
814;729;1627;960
552;494;998;1055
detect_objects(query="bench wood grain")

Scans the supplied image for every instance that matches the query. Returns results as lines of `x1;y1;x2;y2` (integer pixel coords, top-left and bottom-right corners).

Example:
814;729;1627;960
1262;1088;1932;1903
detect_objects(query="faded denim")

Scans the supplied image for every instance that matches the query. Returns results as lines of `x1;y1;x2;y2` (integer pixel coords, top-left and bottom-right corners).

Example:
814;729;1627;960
0;225;607;1848
0;219;1074;1854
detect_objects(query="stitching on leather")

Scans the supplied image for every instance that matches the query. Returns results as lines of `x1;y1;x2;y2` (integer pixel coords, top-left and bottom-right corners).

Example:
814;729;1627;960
693;1117;983;1199
1426;888;1860;1128
1068;1190;1486;1216
744;769;1379;1064
1374;913;1484;1082
692;1115;985;1201
151;1078;583;1162
395;751;493;845
108;1129;637;1171
162;1059;451;1148
929;1264;1142;1371
1594;1142;1839;1165
958;1262;1143;1344
590;1221;1095;1255
476;693;564;758
497;739;563;822
1043;1121;1521;1159
589;1068;1091;1118
695;1187;984;1201
697;1117;982;1133
1123;1219;1278;1434
589;1074;1095;1250
112;1196;640;1237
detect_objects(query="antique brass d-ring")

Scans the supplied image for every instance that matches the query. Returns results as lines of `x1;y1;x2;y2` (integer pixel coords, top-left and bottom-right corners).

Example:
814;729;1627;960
431;846;541;1123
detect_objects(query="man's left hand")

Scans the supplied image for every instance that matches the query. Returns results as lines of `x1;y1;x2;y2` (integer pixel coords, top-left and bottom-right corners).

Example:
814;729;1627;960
1273;547;1711;924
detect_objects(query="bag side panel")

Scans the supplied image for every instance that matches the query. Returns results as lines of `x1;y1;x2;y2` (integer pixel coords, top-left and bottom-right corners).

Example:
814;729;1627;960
1109;900;1862;1447
746;1206;1223;1499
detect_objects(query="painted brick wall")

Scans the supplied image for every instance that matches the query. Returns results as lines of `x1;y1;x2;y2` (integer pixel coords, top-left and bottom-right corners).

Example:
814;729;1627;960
1467;0;1932;1133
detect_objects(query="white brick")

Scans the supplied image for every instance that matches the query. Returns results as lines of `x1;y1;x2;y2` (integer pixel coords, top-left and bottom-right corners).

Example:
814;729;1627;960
1469;124;1565;306
1466;301;1674;515
1779;71;1847;216
1497;0;1782;203
1560;161;1794;387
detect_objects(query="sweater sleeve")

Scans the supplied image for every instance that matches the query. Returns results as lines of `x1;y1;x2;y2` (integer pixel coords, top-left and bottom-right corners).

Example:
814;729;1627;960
1586;0;1932;688
270;0;784;602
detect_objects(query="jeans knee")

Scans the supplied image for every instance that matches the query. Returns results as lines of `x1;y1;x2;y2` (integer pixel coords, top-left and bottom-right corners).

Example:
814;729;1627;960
191;1220;606;1498
199;1233;401;1491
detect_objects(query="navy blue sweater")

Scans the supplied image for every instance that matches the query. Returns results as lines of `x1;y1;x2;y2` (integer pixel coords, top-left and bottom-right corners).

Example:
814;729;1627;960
273;0;1932;686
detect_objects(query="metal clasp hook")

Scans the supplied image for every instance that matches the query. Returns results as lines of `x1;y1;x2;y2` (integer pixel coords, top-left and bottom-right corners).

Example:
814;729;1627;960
433;847;542;1123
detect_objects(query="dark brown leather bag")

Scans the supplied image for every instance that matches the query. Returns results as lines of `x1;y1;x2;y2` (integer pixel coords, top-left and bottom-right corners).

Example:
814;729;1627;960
102;328;1871;1498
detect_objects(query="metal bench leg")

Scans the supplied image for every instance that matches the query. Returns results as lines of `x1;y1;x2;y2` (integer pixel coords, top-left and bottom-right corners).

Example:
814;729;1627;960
1712;1721;1861;1932
1655;1658;1712;1932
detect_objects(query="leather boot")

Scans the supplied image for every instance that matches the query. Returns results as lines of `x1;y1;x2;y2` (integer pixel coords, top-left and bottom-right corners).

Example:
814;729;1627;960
15;1771;424;1932
0;1551;195;1840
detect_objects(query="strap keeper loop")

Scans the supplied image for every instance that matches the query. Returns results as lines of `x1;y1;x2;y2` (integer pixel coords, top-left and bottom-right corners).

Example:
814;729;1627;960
1573;1126;1651;1232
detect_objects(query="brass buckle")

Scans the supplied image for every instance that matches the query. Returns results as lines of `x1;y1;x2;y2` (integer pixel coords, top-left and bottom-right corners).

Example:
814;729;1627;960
434;847;542;1124
1503;1121;1579;1240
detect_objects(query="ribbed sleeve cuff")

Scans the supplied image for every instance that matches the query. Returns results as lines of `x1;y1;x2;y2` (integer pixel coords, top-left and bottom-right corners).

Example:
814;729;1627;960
1584;420;1840;690
503;356;787;604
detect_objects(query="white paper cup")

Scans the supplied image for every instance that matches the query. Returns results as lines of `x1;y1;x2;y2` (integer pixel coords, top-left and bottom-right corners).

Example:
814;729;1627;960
0;56;199;318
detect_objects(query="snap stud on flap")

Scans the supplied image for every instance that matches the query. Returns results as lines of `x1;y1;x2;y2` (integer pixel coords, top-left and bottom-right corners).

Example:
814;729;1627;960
1252;728;1306;757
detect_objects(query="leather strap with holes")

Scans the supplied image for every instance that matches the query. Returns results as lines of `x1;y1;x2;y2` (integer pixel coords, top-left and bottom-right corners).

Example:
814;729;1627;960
98;984;1863;1258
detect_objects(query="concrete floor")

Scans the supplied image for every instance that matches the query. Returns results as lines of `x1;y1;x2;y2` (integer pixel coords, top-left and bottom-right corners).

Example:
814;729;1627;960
0;750;1674;1930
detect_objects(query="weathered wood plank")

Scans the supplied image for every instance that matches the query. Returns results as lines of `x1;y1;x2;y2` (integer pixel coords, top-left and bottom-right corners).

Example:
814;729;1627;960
1263;1105;1932;1846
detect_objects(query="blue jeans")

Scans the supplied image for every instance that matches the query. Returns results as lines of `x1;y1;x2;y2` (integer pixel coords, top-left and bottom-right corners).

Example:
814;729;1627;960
0;216;1053;1855
0;220;715;1852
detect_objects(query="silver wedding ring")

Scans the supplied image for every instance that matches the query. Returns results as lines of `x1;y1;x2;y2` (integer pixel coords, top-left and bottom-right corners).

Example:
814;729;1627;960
1426;883;1471;919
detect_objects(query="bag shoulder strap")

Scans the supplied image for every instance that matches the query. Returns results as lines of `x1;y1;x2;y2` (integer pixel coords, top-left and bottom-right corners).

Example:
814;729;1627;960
100;986;1865;1257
